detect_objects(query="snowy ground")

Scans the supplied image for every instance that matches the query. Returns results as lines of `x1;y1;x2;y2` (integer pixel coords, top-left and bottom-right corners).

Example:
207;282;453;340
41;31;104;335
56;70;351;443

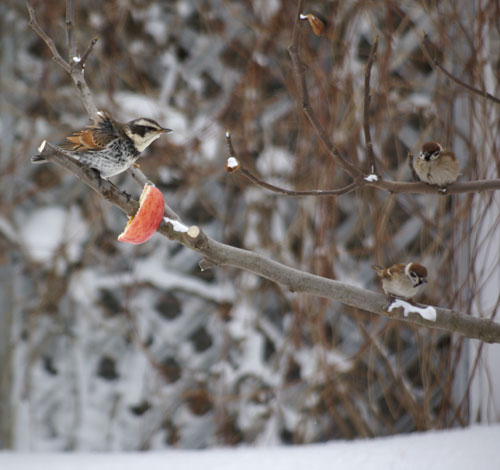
2;425;499;470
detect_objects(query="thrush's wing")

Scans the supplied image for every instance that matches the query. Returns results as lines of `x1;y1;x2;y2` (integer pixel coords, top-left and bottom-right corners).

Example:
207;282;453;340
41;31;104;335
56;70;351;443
59;112;120;152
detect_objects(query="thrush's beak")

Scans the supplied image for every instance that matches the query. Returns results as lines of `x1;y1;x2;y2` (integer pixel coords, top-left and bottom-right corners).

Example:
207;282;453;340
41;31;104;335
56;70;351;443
160;128;173;134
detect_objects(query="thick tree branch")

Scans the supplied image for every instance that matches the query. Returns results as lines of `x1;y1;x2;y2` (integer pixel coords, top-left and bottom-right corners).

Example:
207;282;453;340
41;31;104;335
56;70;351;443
288;0;362;179
36;143;500;344
366;177;500;195
421;33;500;105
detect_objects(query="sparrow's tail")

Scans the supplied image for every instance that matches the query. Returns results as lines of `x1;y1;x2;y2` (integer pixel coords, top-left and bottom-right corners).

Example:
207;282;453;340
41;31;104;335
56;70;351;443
371;265;383;274
31;154;47;163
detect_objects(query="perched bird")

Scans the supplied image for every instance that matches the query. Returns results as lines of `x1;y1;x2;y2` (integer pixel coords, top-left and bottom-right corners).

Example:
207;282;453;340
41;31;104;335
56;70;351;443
372;263;428;302
413;141;459;187
32;112;171;179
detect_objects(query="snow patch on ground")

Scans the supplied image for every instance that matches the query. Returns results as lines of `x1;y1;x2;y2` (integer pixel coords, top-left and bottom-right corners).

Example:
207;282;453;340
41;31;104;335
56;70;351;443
1;425;499;470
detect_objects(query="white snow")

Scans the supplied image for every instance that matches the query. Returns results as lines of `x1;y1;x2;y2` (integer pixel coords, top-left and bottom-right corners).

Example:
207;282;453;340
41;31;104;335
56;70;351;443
20;206;88;263
72;56;81;63
37;140;46;152
388;298;437;322
364;174;378;182
300;14;308;19
226;156;239;169
164;217;189;233
1;425;499;469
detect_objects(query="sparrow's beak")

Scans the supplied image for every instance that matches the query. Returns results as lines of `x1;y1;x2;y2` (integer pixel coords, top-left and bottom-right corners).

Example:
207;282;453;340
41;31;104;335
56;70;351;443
160;127;173;134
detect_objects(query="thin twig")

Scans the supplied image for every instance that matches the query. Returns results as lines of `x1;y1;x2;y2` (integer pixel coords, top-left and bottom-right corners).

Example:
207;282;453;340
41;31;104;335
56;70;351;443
421;33;500;105
225;131;361;197
239;167;360;197
288;0;362;179
80;36;98;66
363;36;379;175
65;0;77;61
26;1;71;73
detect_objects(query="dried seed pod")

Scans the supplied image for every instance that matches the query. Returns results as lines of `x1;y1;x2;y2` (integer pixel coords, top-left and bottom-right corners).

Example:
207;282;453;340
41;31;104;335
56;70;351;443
300;13;325;36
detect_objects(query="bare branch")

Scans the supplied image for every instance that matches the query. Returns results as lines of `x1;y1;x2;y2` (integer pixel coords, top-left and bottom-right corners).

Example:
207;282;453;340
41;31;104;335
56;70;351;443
80;36;98;67
26;0;71;74
288;0;362;179
227;128;500;196
363;36;379;175
65;0;77;61
234;163;500;197
421;33;500;106
239;167;361;197
225;130;362;197
26;0;99;119
366;177;500;195
35;142;500;343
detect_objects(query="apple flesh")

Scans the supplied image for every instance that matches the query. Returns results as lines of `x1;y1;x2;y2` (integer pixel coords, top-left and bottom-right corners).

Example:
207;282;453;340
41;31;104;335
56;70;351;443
118;183;164;244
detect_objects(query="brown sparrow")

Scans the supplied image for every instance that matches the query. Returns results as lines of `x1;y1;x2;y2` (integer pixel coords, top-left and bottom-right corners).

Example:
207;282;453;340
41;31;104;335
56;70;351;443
372;263;428;302
32;112;171;179
413;141;459;187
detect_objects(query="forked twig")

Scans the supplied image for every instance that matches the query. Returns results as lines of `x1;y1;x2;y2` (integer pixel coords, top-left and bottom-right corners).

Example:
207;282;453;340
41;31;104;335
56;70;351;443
26;0;99;119
26;1;71;73
421;33;500;105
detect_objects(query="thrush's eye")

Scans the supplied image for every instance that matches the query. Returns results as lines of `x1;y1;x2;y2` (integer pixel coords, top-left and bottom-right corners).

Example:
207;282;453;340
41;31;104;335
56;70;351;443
131;125;147;137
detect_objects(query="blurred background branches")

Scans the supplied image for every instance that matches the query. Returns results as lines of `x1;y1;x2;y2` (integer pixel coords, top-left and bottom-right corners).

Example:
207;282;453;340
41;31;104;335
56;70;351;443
0;0;499;450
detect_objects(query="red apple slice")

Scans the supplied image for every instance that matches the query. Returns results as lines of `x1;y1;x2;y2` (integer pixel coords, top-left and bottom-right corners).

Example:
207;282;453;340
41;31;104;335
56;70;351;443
118;183;164;244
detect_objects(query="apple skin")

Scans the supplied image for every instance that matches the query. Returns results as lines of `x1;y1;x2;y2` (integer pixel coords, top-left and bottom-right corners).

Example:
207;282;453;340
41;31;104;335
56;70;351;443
118;183;164;244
